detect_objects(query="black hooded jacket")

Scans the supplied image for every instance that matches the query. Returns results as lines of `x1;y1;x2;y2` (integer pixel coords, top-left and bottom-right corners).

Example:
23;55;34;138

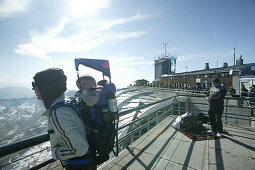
33;68;67;109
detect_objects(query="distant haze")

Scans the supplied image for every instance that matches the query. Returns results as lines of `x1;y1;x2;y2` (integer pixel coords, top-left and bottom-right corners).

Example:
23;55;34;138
0;87;35;99
0;87;77;99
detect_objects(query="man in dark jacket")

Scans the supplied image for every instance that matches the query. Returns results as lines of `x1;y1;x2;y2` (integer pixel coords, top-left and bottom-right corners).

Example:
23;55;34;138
206;78;227;137
32;68;96;170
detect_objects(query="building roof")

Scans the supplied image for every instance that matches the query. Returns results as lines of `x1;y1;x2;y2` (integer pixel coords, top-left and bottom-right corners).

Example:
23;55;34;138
161;63;255;77
134;79;149;82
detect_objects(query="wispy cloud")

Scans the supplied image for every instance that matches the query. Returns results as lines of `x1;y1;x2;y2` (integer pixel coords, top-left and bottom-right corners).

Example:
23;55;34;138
68;0;109;19
0;0;30;18
14;0;150;59
15;24;146;59
95;13;151;31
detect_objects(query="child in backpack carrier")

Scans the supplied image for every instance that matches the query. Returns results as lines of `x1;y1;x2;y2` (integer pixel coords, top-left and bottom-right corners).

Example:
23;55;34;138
76;74;102;107
76;74;118;165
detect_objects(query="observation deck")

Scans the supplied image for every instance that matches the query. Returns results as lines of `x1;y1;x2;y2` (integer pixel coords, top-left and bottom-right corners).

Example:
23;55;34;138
101;115;255;170
0;88;254;170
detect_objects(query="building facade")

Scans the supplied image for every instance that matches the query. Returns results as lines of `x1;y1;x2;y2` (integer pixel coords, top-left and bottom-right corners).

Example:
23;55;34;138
154;56;177;81
160;58;255;94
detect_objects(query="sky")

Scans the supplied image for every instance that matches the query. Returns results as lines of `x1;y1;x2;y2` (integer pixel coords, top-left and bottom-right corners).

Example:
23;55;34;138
0;0;255;90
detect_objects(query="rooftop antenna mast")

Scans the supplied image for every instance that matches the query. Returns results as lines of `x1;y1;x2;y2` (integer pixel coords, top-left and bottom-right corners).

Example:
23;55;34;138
233;46;236;66
163;42;168;57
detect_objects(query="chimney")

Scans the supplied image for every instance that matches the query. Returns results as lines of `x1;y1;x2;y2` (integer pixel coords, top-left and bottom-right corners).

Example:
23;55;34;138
205;63;209;69
223;62;228;67
236;55;243;66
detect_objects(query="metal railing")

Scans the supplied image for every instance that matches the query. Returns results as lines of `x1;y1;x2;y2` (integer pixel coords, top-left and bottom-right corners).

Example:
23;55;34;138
172;94;255;127
0;96;177;170
0;93;254;169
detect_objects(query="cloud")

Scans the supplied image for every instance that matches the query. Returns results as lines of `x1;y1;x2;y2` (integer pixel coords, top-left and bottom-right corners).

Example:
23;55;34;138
15;13;148;59
104;31;145;40
95;13;151;31
68;0;109;19
0;0;30;18
15;43;51;59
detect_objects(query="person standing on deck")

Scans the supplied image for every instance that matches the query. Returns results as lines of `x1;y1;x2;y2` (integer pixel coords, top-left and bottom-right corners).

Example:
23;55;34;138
206;78;227;137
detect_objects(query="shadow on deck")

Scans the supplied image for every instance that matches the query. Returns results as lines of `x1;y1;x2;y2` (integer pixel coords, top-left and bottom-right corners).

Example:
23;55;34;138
100;115;255;170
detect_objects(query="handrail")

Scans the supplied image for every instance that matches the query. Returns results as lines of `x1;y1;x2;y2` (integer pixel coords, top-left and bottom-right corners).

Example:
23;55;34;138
119;106;172;131
0;96;176;160
0;133;49;158
119;96;176;117
118;108;173;144
0;93;253;169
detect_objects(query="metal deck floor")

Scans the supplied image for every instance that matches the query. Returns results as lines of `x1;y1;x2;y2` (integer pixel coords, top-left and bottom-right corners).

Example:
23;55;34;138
100;115;255;170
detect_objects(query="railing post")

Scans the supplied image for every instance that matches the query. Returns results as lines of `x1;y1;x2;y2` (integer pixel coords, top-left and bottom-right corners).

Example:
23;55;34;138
178;102;181;115
185;102;188;113
139;121;142;137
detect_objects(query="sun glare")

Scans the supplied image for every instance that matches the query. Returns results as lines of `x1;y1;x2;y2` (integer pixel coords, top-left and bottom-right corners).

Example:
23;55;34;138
69;0;109;18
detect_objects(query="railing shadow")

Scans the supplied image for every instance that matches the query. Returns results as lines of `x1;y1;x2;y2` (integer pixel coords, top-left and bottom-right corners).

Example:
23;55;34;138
225;129;253;136
215;139;224;170
229;125;255;132
181;141;195;170
147;130;178;169
122;120;177;169
229;134;255;141
224;136;255;151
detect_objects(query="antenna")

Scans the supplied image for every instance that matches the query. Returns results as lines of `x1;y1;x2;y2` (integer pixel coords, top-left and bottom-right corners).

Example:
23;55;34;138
163;42;168;57
233;46;236;66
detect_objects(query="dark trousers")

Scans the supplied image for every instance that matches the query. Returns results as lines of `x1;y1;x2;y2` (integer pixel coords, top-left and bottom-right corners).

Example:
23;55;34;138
208;106;224;133
65;164;97;170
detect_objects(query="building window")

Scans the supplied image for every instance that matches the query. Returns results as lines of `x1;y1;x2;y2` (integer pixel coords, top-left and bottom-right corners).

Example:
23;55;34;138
220;73;224;77
204;74;208;78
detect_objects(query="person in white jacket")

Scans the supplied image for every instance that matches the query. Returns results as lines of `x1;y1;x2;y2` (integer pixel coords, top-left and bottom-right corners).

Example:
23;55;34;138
32;68;96;170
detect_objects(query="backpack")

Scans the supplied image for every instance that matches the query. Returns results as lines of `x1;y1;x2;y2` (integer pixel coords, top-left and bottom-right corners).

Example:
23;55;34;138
49;81;119;165
80;80;119;165
180;112;203;132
